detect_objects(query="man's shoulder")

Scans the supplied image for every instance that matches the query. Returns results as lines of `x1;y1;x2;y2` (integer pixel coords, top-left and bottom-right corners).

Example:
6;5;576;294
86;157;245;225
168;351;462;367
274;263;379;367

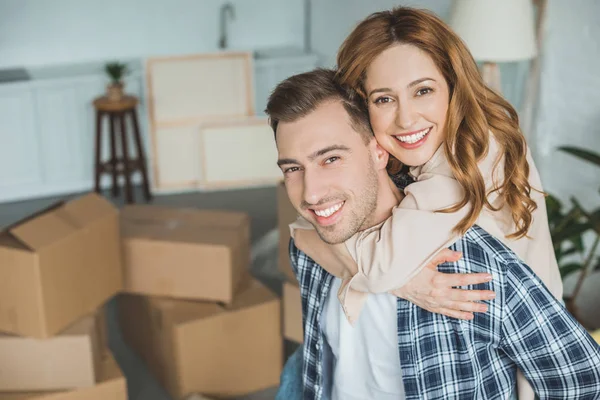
289;238;326;278
448;225;522;275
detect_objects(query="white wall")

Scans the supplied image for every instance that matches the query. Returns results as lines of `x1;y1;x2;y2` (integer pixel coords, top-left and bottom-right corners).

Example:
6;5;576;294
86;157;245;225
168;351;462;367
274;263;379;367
0;0;304;68
309;0;599;203
310;0;452;68
533;0;600;209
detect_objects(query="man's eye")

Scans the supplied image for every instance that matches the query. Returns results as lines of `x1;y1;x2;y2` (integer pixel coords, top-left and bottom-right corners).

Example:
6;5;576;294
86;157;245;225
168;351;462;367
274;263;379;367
324;156;339;164
284;166;300;174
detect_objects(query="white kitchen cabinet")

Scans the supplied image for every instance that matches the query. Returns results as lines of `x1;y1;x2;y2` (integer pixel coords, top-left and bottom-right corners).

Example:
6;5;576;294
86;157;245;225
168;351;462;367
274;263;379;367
0;85;42;190
0;51;317;203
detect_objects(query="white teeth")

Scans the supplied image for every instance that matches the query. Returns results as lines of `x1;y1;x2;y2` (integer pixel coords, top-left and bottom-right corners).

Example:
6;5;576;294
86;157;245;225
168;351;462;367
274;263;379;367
314;202;343;218
396;127;431;144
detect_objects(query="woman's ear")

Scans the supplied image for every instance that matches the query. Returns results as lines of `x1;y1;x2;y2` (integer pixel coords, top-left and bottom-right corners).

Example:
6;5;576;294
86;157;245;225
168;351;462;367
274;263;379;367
369;139;390;170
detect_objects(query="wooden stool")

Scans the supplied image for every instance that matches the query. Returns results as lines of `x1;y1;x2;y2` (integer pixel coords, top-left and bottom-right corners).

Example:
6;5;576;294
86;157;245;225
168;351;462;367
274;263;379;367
93;95;152;204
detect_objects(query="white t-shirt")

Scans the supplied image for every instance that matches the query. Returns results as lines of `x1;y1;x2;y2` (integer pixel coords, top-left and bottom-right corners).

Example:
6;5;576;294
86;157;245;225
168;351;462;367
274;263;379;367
321;277;405;400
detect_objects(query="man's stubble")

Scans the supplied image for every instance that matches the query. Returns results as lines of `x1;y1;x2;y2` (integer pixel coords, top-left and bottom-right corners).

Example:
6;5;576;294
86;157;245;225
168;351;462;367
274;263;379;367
315;154;379;245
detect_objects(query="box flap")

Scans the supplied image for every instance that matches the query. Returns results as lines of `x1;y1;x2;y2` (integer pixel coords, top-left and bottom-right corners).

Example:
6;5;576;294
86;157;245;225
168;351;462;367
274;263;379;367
122;205;248;229
62;193;117;226
98;351;123;382
4;193;115;251
152;297;224;327
0;352;124;399
226;278;278;312
9;210;79;250
122;205;247;247
60;315;95;336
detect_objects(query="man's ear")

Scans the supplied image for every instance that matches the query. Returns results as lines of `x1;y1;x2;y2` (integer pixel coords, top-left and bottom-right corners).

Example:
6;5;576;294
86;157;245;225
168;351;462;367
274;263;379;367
369;139;390;170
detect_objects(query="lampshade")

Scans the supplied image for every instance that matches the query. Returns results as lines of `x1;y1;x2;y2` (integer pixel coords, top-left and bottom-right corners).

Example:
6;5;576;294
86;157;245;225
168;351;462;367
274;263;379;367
449;0;537;62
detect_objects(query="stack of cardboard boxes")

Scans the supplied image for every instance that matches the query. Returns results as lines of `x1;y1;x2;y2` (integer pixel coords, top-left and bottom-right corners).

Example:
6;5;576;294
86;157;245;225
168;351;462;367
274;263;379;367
0;194;127;399
117;204;283;399
277;183;304;345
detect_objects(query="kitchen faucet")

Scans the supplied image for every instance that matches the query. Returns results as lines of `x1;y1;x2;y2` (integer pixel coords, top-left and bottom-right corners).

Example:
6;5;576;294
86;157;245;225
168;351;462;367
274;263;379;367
219;2;235;50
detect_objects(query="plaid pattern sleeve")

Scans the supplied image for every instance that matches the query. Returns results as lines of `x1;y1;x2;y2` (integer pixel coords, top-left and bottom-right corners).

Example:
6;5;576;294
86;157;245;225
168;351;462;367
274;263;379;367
500;259;600;399
397;226;600;399
289;238;332;400
286;226;600;400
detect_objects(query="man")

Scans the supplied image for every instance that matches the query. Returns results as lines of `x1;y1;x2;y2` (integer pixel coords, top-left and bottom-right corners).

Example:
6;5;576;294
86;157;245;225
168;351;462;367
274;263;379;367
266;68;600;400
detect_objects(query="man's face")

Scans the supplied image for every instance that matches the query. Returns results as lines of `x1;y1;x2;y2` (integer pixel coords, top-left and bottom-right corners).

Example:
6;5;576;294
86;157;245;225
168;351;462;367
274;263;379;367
276;100;384;244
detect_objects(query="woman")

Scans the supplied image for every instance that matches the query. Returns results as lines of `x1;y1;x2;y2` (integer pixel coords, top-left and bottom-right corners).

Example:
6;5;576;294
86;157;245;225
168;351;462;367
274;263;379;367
281;6;560;400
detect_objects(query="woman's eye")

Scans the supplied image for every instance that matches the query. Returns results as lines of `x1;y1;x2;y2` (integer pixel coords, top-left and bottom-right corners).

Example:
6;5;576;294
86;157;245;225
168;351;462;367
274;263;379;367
374;96;393;104
324;156;339;164
416;87;433;96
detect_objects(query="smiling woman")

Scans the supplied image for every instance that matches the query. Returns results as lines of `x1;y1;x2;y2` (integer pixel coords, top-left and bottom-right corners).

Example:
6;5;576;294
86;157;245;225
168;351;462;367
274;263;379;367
288;7;563;400
365;44;449;167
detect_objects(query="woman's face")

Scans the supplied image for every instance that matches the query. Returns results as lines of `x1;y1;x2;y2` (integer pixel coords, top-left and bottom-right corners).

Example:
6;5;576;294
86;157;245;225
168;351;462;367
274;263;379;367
365;43;450;167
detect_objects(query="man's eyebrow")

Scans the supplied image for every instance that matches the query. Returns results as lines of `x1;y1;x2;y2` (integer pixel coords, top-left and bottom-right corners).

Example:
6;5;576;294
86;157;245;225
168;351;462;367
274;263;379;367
308;145;351;161
276;145;351;167
367;77;437;97
277;158;298;167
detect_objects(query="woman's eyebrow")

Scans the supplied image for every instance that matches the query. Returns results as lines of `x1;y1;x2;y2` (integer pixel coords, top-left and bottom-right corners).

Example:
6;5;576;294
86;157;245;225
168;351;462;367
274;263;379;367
367;77;437;97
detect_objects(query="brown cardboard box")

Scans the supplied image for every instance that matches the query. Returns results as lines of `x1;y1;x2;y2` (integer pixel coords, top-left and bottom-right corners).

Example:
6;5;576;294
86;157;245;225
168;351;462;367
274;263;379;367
0;193;122;339
94;306;108;355
0;314;101;391
119;278;282;399
282;281;303;344
121;205;250;303
0;351;127;400
277;182;298;283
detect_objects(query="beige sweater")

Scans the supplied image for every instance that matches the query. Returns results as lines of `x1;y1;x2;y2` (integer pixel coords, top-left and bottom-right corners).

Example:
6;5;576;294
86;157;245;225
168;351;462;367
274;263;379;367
290;136;562;400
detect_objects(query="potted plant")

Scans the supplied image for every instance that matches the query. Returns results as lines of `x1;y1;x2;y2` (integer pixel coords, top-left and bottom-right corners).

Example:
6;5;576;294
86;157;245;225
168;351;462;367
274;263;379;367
547;146;600;327
104;62;129;101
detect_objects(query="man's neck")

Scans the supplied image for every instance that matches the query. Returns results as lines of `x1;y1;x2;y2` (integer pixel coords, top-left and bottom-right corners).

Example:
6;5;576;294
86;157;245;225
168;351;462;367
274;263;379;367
367;174;403;227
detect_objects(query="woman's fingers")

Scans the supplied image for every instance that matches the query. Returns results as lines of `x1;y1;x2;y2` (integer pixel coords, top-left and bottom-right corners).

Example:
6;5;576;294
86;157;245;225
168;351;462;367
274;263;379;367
435;308;474;320
428;248;463;266
443;300;489;313
446;288;496;302
432;271;494;287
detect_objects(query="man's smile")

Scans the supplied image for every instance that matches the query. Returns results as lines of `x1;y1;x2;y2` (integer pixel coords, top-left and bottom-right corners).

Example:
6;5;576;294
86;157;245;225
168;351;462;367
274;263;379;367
309;201;345;226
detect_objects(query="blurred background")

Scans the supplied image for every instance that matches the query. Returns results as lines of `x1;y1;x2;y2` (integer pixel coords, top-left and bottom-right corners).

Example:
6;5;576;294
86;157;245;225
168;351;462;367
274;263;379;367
0;1;598;399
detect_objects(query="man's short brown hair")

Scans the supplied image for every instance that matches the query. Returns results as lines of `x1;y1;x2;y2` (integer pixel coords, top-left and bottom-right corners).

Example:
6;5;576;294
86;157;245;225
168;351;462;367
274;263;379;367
265;68;372;143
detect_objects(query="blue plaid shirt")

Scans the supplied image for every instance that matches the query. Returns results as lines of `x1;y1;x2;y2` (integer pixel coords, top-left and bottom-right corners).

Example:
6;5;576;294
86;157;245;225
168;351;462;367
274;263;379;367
290;225;600;400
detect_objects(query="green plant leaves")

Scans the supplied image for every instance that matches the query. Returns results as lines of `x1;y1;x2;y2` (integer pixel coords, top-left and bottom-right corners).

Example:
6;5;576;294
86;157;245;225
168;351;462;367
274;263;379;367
558;146;600;168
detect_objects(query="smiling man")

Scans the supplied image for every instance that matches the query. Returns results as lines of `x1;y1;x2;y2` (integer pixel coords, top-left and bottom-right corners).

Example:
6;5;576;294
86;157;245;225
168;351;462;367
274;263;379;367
267;68;600;400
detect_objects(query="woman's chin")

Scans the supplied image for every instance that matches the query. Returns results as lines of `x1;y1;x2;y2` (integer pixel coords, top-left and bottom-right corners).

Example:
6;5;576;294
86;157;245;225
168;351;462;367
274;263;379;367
395;149;436;168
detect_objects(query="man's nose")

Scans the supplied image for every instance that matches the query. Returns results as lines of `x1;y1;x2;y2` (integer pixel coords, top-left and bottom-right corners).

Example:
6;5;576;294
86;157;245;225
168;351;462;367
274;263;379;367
302;168;328;206
395;102;418;130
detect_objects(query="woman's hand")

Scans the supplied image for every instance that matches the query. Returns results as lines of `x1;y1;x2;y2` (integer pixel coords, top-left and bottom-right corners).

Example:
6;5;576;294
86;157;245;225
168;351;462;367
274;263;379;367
390;248;496;320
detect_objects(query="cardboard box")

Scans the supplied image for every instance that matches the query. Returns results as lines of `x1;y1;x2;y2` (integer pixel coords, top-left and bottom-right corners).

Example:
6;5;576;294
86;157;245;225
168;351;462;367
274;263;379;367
119;278;282;399
94;306;108;355
0;351;127;400
277;182;298;283
121;205;250;303
592;329;600;345
0;193;123;338
0;314;101;391
282;281;303;344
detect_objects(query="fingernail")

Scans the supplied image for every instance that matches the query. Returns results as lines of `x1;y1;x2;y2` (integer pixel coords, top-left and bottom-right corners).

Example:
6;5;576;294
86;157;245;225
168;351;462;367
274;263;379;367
485;274;493;281
487;293;496;299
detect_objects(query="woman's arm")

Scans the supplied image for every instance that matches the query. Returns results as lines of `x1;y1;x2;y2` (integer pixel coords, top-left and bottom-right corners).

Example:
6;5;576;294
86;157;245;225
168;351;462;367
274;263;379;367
293;212;495;321
293;227;356;279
